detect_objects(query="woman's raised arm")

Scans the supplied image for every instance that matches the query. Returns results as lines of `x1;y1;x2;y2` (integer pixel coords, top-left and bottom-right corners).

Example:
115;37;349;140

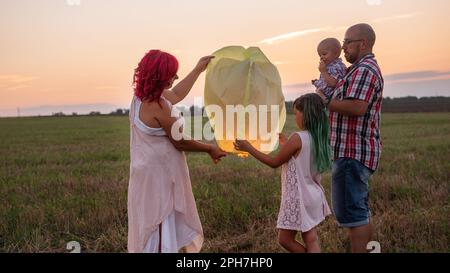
155;99;226;163
163;56;215;105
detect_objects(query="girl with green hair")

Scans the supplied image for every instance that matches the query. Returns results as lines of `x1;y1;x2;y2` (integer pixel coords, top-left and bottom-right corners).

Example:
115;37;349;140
234;93;332;253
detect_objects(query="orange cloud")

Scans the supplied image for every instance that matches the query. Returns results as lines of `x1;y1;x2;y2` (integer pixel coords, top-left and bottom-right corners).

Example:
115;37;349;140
372;13;419;23
0;74;39;92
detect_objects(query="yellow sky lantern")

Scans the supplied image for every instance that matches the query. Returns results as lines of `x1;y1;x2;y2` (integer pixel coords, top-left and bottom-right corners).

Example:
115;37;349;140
204;46;286;157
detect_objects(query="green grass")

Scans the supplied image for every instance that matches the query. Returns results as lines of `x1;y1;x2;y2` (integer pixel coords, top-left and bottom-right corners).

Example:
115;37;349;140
0;113;449;252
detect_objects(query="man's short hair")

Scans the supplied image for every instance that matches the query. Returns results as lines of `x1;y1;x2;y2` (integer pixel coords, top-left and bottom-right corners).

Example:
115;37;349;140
351;23;376;48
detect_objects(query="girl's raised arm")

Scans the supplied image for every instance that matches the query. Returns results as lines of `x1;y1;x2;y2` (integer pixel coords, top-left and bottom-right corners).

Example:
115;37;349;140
234;134;302;168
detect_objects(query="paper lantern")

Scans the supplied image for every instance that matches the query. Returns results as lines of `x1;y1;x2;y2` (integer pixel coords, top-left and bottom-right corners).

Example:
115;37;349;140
204;46;286;157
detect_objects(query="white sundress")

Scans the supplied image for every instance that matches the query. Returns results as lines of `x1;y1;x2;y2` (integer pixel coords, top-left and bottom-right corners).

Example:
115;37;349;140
277;131;331;232
127;95;203;253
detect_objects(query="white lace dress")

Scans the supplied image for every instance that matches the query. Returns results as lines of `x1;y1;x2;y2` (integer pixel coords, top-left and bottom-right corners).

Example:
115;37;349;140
277;131;331;232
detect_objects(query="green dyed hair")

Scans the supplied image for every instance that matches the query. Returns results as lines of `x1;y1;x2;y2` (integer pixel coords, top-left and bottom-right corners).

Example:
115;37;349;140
293;93;332;173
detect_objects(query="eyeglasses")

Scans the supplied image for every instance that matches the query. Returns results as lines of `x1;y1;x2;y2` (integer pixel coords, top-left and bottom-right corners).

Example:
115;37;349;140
342;39;364;46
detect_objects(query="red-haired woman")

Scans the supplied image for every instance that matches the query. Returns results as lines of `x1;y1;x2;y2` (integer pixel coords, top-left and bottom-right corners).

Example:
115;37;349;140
127;50;226;253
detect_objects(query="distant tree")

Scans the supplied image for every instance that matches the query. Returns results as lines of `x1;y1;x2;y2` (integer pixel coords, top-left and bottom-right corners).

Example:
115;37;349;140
110;108;128;115
52;112;65;117
189;105;203;116
89;111;101;116
285;101;294;114
72;112;78;116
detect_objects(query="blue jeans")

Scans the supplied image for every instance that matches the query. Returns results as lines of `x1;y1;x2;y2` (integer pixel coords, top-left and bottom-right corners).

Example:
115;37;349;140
331;158;374;228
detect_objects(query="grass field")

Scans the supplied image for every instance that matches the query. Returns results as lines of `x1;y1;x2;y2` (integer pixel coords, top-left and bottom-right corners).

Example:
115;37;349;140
0;113;449;253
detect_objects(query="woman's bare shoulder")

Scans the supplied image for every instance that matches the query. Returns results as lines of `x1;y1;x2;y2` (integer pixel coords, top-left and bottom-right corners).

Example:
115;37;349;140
142;98;171;116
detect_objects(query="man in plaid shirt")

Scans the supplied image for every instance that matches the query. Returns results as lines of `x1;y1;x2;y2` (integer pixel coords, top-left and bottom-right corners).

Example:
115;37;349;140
317;23;383;253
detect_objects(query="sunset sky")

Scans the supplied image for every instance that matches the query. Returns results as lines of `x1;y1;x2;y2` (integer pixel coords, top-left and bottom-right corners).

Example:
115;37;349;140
1;0;450;116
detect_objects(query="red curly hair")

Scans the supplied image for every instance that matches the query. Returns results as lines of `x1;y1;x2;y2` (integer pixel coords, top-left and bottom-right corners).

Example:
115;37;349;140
133;50;179;102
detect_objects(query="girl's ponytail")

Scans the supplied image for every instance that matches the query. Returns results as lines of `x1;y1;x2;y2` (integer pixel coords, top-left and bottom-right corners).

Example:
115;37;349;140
293;94;332;173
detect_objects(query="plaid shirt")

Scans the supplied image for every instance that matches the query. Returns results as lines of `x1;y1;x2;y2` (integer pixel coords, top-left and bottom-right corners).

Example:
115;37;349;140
329;54;384;171
313;58;347;98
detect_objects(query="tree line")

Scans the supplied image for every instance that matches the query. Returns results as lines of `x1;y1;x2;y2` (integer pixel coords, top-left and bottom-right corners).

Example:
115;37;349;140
286;96;450;114
52;96;450;117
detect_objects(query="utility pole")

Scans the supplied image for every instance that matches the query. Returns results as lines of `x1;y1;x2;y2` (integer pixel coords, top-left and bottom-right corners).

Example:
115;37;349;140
17;107;20;117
